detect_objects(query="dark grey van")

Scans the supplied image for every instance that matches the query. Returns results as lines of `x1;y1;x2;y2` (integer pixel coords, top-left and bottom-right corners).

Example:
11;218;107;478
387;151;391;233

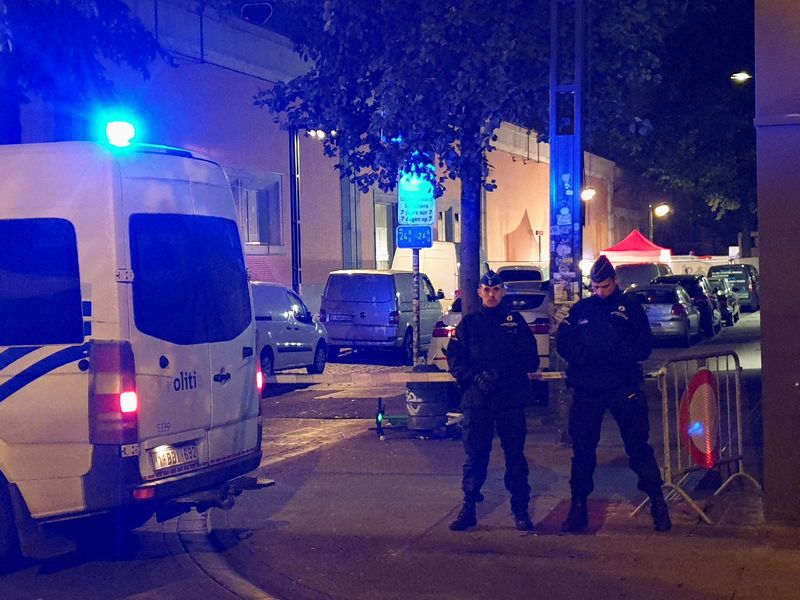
615;262;673;290
706;264;760;311
319;270;443;363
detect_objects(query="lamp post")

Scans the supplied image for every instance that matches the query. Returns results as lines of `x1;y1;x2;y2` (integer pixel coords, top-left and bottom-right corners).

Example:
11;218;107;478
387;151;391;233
648;202;671;242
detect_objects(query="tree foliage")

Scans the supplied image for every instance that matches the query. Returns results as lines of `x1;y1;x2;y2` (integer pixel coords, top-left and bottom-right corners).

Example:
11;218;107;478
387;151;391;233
260;0;553;312
260;0;740;304
634;0;756;235
0;0;160;143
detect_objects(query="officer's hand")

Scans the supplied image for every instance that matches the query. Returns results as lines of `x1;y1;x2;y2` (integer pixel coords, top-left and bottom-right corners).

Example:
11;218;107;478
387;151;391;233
474;369;499;393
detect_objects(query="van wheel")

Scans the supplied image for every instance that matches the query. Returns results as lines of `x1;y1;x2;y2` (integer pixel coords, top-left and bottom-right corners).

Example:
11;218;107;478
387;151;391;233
260;351;274;376
307;343;327;374
401;330;414;365
0;477;21;568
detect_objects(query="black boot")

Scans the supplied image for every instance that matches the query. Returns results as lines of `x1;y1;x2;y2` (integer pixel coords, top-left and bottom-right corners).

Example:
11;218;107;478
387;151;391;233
650;493;672;532
561;497;588;532
449;502;477;531
513;510;534;532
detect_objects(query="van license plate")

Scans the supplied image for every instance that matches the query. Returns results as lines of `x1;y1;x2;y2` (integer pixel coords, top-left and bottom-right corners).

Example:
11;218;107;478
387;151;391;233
329;314;353;322
151;443;199;471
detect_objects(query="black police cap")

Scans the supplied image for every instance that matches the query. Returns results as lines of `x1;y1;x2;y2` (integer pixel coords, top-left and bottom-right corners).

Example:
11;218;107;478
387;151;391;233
480;262;505;287
589;255;616;283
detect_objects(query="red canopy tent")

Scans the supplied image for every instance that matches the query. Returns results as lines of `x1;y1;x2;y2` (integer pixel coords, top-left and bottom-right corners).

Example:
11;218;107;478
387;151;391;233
600;229;671;264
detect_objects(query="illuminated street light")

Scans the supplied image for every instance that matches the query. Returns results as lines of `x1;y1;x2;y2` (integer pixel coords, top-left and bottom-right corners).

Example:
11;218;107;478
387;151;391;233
730;71;753;83
580;186;596;201
649;202;671;241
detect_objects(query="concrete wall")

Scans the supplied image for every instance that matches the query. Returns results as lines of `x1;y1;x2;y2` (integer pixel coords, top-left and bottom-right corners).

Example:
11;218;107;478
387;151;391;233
755;0;800;524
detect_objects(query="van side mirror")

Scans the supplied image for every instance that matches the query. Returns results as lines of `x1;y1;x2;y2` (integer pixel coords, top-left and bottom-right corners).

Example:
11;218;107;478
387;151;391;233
436;289;445;300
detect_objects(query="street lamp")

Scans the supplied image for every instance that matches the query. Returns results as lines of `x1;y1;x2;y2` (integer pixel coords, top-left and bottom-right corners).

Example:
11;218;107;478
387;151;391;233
648;202;671;241
730;71;753;83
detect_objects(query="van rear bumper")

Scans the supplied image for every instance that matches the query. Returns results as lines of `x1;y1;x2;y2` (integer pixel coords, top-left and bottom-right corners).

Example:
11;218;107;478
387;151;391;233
81;445;262;515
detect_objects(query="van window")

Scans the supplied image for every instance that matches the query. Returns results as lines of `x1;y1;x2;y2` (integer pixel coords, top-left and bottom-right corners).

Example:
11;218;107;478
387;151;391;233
130;214;251;344
707;265;748;286
325;274;394;303
0;218;83;345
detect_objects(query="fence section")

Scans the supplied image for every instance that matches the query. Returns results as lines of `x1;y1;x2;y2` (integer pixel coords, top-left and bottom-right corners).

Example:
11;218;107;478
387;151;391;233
633;350;761;524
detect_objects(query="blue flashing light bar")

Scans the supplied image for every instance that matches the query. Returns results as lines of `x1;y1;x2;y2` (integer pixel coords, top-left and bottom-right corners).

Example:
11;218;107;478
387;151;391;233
105;121;137;147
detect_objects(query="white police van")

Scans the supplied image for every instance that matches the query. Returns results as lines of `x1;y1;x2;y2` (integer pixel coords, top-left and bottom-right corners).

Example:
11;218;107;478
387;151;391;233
0;141;263;561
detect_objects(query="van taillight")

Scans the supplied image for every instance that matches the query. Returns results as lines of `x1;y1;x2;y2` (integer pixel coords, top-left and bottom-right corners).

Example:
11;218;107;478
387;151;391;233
671;303;686;317
89;341;138;445
319;309;328;323
529;319;550;334
256;367;264;392
389;310;400;325
432;320;456;338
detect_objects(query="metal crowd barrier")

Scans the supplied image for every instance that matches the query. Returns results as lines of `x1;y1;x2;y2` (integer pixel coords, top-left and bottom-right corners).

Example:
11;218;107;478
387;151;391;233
632;350;761;524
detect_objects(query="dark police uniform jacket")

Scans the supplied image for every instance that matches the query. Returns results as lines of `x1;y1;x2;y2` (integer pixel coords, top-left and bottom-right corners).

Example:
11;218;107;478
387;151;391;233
555;288;652;394
446;303;540;411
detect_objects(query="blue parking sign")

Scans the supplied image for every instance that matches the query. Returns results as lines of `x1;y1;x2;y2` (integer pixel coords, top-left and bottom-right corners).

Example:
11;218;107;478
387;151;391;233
396;225;433;249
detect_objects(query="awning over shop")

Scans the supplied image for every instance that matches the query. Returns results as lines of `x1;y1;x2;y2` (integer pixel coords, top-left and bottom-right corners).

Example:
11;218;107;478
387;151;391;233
601;229;671;263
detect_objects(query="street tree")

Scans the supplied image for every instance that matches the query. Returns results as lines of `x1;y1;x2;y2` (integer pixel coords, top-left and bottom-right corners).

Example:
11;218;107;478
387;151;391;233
260;0;551;313
0;0;159;144
260;0;703;310
631;0;757;254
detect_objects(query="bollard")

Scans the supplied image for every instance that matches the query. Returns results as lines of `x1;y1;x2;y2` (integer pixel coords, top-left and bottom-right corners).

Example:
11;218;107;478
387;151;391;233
405;382;448;430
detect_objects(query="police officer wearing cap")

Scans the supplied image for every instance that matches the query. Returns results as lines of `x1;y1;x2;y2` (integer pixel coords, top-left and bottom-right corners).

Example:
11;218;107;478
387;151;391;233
556;255;671;532
446;266;540;532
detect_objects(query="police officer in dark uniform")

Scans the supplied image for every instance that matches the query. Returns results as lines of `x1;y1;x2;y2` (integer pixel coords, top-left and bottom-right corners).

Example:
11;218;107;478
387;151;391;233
556;255;671;532
446;267;540;532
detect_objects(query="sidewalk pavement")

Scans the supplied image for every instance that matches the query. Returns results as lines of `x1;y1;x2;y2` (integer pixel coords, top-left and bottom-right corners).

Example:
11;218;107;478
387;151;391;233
209;409;800;600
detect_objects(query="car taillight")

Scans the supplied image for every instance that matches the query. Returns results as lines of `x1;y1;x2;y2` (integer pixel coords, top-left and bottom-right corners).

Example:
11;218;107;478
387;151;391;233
529;318;550;334
671;303;686;316
432;320;456;338
319;309;327;323
749;282;754;293
89;341;138;445
389;310;400;325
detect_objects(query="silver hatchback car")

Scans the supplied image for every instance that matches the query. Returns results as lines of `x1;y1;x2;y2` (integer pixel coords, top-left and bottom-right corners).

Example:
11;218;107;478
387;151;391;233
624;283;702;347
251;281;328;375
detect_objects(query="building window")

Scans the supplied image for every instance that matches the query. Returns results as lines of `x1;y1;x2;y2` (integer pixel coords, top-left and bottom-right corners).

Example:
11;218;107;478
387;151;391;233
438;207;461;243
228;170;283;247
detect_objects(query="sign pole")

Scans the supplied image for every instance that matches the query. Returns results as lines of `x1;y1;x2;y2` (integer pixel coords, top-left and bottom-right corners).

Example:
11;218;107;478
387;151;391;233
412;248;421;364
397;165;435;366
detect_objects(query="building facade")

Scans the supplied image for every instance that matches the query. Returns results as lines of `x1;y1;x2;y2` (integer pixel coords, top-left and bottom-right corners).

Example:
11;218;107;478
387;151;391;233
13;0;648;311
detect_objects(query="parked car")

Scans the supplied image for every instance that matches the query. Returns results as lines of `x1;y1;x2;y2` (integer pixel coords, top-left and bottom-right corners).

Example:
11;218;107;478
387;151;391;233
495;265;547;293
707;264;761;312
707;276;741;326
615;262;673;290
251;282;328;375
319;270;444;364
426;291;551;402
652;274;722;336
624;284;702;347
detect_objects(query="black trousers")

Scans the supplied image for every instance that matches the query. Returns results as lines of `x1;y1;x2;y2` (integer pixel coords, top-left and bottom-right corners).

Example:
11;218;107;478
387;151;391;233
568;388;663;499
460;405;530;514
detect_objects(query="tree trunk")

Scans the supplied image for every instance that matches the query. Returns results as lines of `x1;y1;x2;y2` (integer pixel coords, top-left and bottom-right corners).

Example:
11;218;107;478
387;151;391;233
458;139;483;315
